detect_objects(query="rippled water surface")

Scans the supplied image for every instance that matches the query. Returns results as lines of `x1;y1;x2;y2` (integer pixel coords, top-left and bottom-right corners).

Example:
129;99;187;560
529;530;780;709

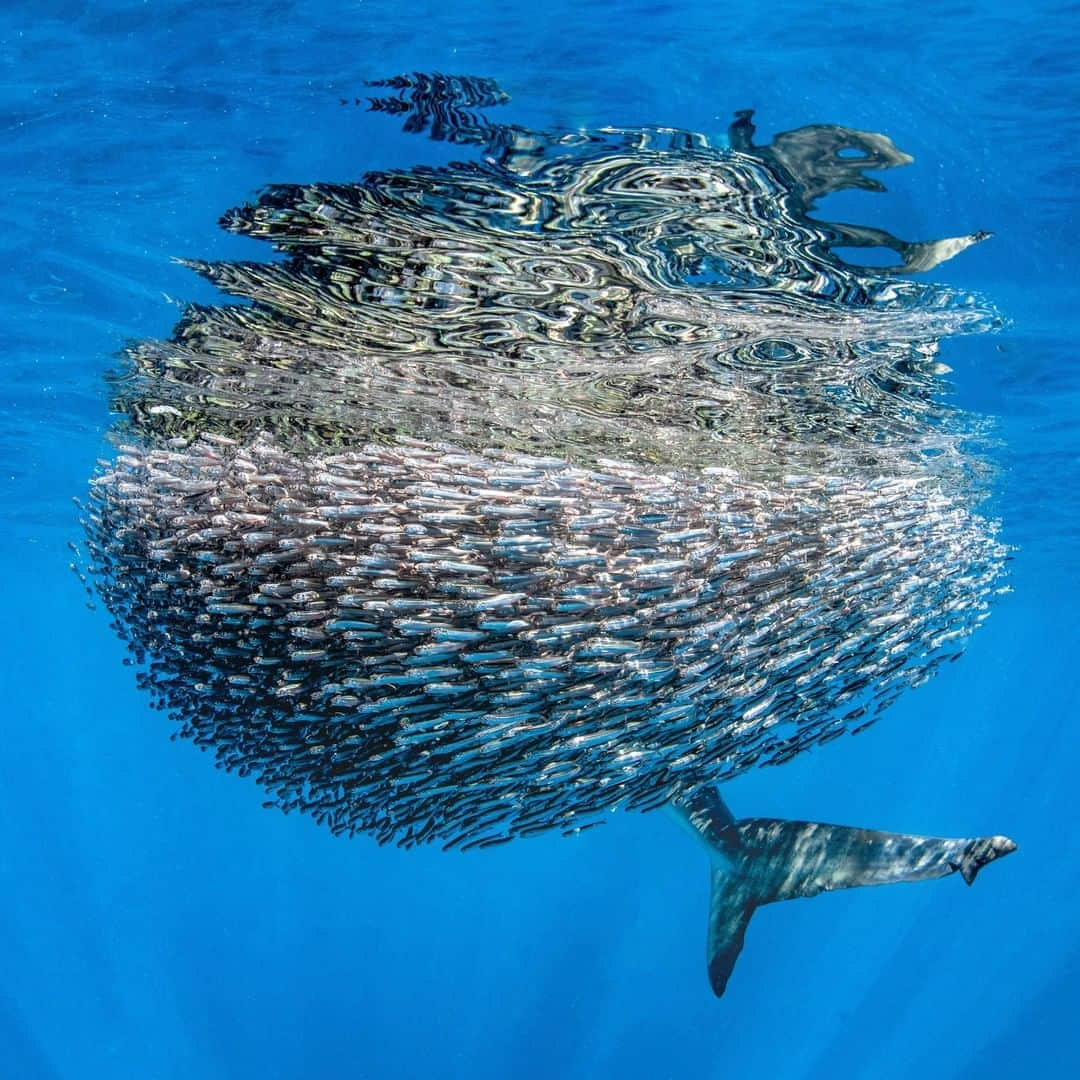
2;3;1078;1079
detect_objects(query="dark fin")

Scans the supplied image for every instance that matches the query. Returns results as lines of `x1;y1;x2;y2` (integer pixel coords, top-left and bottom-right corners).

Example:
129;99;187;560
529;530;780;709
723;818;1019;898
706;868;756;998
671;788;1017;999
956;835;1018;885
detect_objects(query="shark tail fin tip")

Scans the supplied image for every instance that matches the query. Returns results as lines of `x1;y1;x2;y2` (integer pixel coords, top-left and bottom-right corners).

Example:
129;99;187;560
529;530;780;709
958;835;1018;885
706;870;755;999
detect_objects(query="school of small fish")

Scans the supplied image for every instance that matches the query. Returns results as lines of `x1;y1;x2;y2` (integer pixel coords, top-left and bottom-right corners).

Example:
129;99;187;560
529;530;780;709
83;74;1008;848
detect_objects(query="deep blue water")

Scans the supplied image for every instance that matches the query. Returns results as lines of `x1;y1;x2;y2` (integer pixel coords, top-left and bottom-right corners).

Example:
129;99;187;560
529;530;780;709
3;2;1078;1077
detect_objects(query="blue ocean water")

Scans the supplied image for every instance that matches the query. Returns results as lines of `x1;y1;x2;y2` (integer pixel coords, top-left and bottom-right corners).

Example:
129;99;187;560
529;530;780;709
2;1;1078;1077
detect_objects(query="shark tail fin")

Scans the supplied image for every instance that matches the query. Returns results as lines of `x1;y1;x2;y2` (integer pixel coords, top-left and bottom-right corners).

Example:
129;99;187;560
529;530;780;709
706;869;757;998
671;787;1017;999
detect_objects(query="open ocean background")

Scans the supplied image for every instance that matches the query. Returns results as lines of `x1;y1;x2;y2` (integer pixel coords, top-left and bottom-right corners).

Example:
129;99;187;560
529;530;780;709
2;1;1078;1077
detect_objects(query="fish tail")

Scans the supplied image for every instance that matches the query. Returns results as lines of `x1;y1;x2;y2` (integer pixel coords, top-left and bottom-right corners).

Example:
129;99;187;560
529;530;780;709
670;787;1017;998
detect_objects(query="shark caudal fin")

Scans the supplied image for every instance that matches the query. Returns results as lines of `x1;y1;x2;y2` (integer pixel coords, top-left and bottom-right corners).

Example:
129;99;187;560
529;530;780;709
671;788;1017;999
705;868;757;998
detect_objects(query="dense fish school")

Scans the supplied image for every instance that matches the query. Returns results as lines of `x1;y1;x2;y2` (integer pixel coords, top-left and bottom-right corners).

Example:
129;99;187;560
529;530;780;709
84;74;1007;849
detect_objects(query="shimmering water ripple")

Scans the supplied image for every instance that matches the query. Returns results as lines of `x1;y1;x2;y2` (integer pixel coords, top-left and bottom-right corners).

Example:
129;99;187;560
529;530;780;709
83;75;1008;848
